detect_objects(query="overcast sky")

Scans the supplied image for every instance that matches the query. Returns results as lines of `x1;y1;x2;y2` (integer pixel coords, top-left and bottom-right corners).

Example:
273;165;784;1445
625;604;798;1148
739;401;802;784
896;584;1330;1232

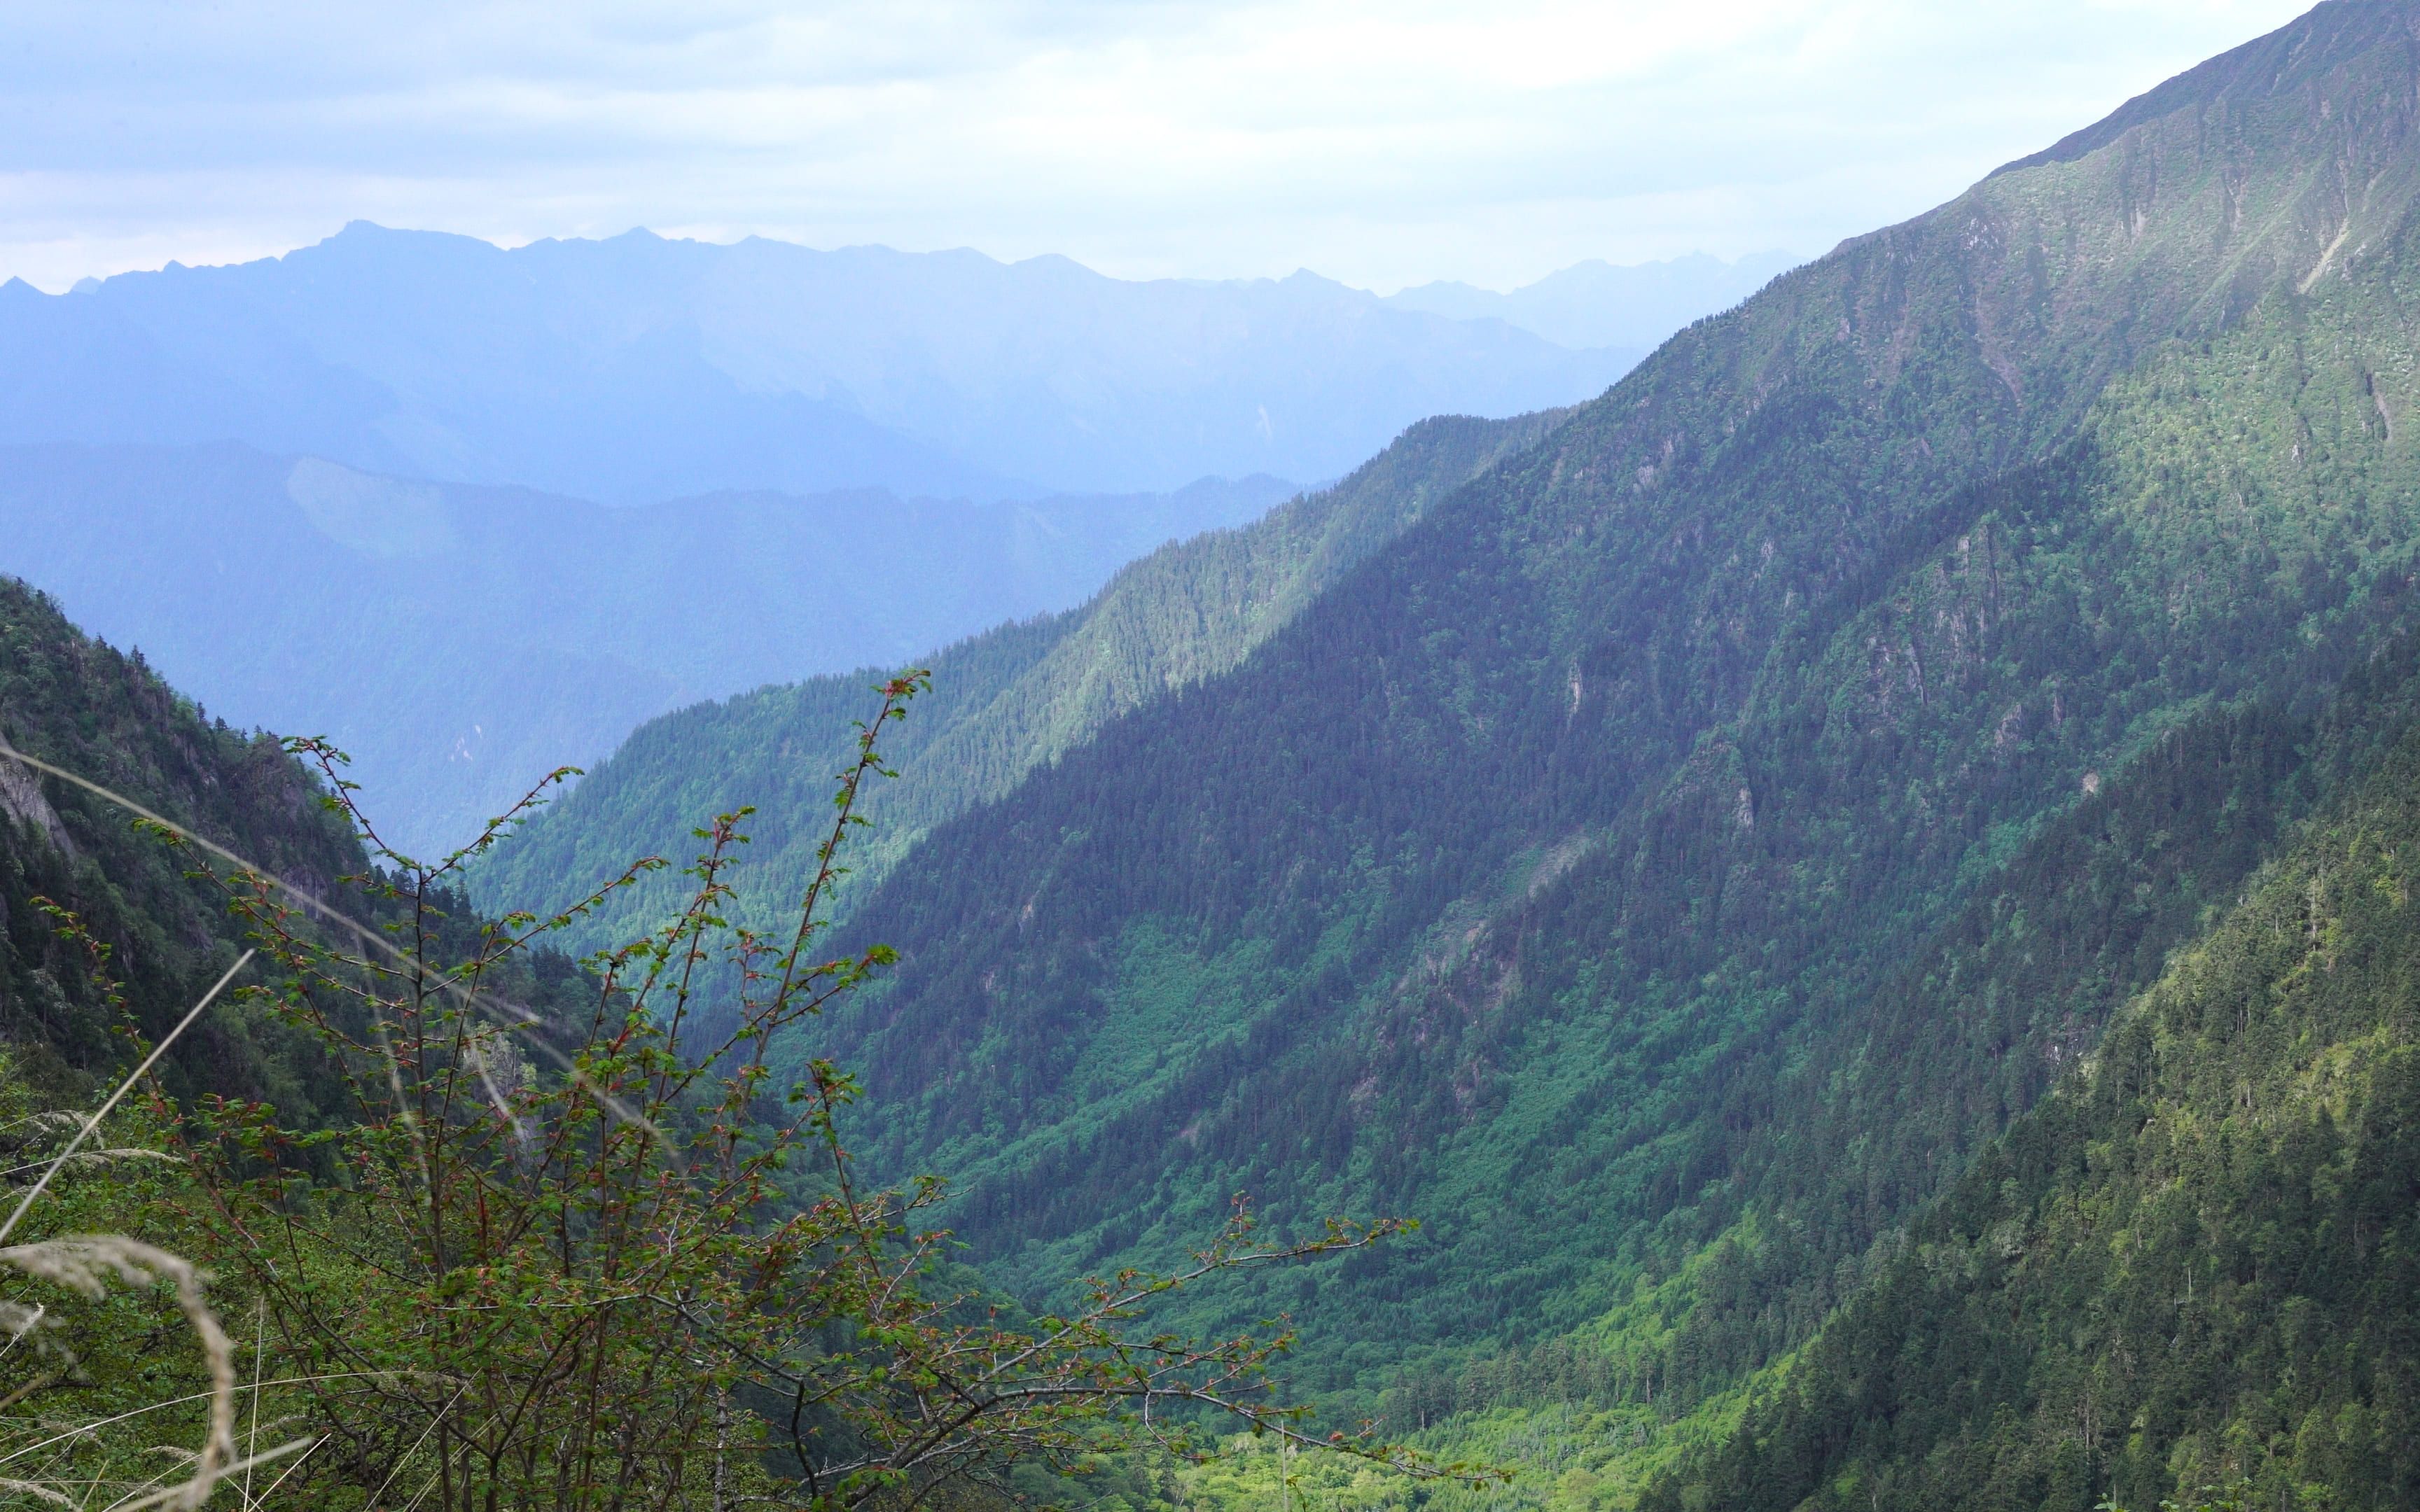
0;1;2317;294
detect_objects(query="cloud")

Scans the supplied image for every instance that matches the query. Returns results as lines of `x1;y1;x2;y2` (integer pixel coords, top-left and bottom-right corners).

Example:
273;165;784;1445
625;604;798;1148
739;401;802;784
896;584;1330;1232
0;0;2318;291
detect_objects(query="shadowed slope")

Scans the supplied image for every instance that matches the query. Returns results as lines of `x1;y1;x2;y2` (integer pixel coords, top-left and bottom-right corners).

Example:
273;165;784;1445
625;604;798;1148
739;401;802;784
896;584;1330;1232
1644;627;2420;1511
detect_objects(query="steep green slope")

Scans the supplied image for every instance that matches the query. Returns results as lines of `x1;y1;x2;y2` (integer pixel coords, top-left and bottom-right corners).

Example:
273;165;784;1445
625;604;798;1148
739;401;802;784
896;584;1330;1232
791;0;2420;1422
1165;621;2417;1512
0;576;363;1112
469;410;1569;949
1643;633;2420;1512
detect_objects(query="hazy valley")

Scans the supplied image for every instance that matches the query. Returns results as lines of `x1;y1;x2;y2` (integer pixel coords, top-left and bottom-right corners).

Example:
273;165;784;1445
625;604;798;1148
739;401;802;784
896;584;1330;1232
5;6;2420;1510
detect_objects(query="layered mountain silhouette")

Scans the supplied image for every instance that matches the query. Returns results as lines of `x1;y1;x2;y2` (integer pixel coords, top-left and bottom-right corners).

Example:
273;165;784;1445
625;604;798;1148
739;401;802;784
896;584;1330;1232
1;227;1659;500
10;2;2420;1507
0;235;1785;854
0;443;1293;856
471;410;1571;944
1384;252;1798;351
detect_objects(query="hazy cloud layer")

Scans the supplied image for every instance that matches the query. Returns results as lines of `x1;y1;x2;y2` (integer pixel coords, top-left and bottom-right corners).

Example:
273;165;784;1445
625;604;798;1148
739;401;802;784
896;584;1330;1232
1;1;2313;291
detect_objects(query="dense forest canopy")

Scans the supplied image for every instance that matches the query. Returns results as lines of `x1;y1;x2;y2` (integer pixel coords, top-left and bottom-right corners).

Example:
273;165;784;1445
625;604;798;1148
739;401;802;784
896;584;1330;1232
9;4;2420;1509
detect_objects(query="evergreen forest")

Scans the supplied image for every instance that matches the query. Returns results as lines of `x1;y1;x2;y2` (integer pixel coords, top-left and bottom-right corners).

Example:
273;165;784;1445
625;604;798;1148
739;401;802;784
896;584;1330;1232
10;4;2420;1509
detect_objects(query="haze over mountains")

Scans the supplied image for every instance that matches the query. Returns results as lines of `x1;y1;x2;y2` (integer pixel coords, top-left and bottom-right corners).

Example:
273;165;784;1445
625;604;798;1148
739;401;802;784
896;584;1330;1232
471;410;1570;945
1384;252;1798;351
0;227;1753;503
0;240;1790;853
0;444;1296;854
9;3;2420;1508
468;3;2420;1504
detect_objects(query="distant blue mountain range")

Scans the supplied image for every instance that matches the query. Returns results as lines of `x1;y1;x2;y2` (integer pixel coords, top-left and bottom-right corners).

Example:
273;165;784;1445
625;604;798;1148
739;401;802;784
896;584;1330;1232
1384;250;1799;350
0;231;1793;850
0;442;1293;854
0;227;1787;501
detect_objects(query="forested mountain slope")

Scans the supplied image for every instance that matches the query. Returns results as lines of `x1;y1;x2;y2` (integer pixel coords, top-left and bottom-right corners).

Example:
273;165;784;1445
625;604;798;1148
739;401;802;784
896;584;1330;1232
779;0;2420;1449
471;410;1569;949
0;577;361;1113
1641;628;2420;1511
0;442;1289;858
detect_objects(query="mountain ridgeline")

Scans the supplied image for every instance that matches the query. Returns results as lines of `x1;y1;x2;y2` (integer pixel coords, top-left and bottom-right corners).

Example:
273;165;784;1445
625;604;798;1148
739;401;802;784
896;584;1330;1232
470;409;1572;949
11;3;2420;1508
1382;252;1800;352
0;228;1647;501
487;4;2420;1506
0;442;1294;858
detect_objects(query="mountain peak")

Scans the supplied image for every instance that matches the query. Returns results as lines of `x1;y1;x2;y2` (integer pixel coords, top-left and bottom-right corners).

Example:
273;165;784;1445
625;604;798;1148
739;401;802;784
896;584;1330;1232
307;220;505;260
1994;0;2414;178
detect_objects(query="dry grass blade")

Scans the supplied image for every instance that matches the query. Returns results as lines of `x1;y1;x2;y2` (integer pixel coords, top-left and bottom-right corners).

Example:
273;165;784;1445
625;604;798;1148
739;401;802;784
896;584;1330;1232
0;1238;237;1511
0;951;253;1249
0;1474;76;1506
0;1152;175;1182
0;934;260;1508
230;1434;322;1509
106;1438;315;1512
240;1303;262;1512
1;1114;89;1138
357;1381;467;1508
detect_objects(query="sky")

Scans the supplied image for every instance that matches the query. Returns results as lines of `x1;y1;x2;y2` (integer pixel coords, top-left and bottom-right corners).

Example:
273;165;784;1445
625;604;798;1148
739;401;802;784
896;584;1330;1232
0;1;2319;295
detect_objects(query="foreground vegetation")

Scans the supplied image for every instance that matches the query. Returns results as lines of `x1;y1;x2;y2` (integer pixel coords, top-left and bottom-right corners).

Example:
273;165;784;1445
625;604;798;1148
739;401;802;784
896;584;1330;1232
0;584;1485;1508
15;7;2420;1510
